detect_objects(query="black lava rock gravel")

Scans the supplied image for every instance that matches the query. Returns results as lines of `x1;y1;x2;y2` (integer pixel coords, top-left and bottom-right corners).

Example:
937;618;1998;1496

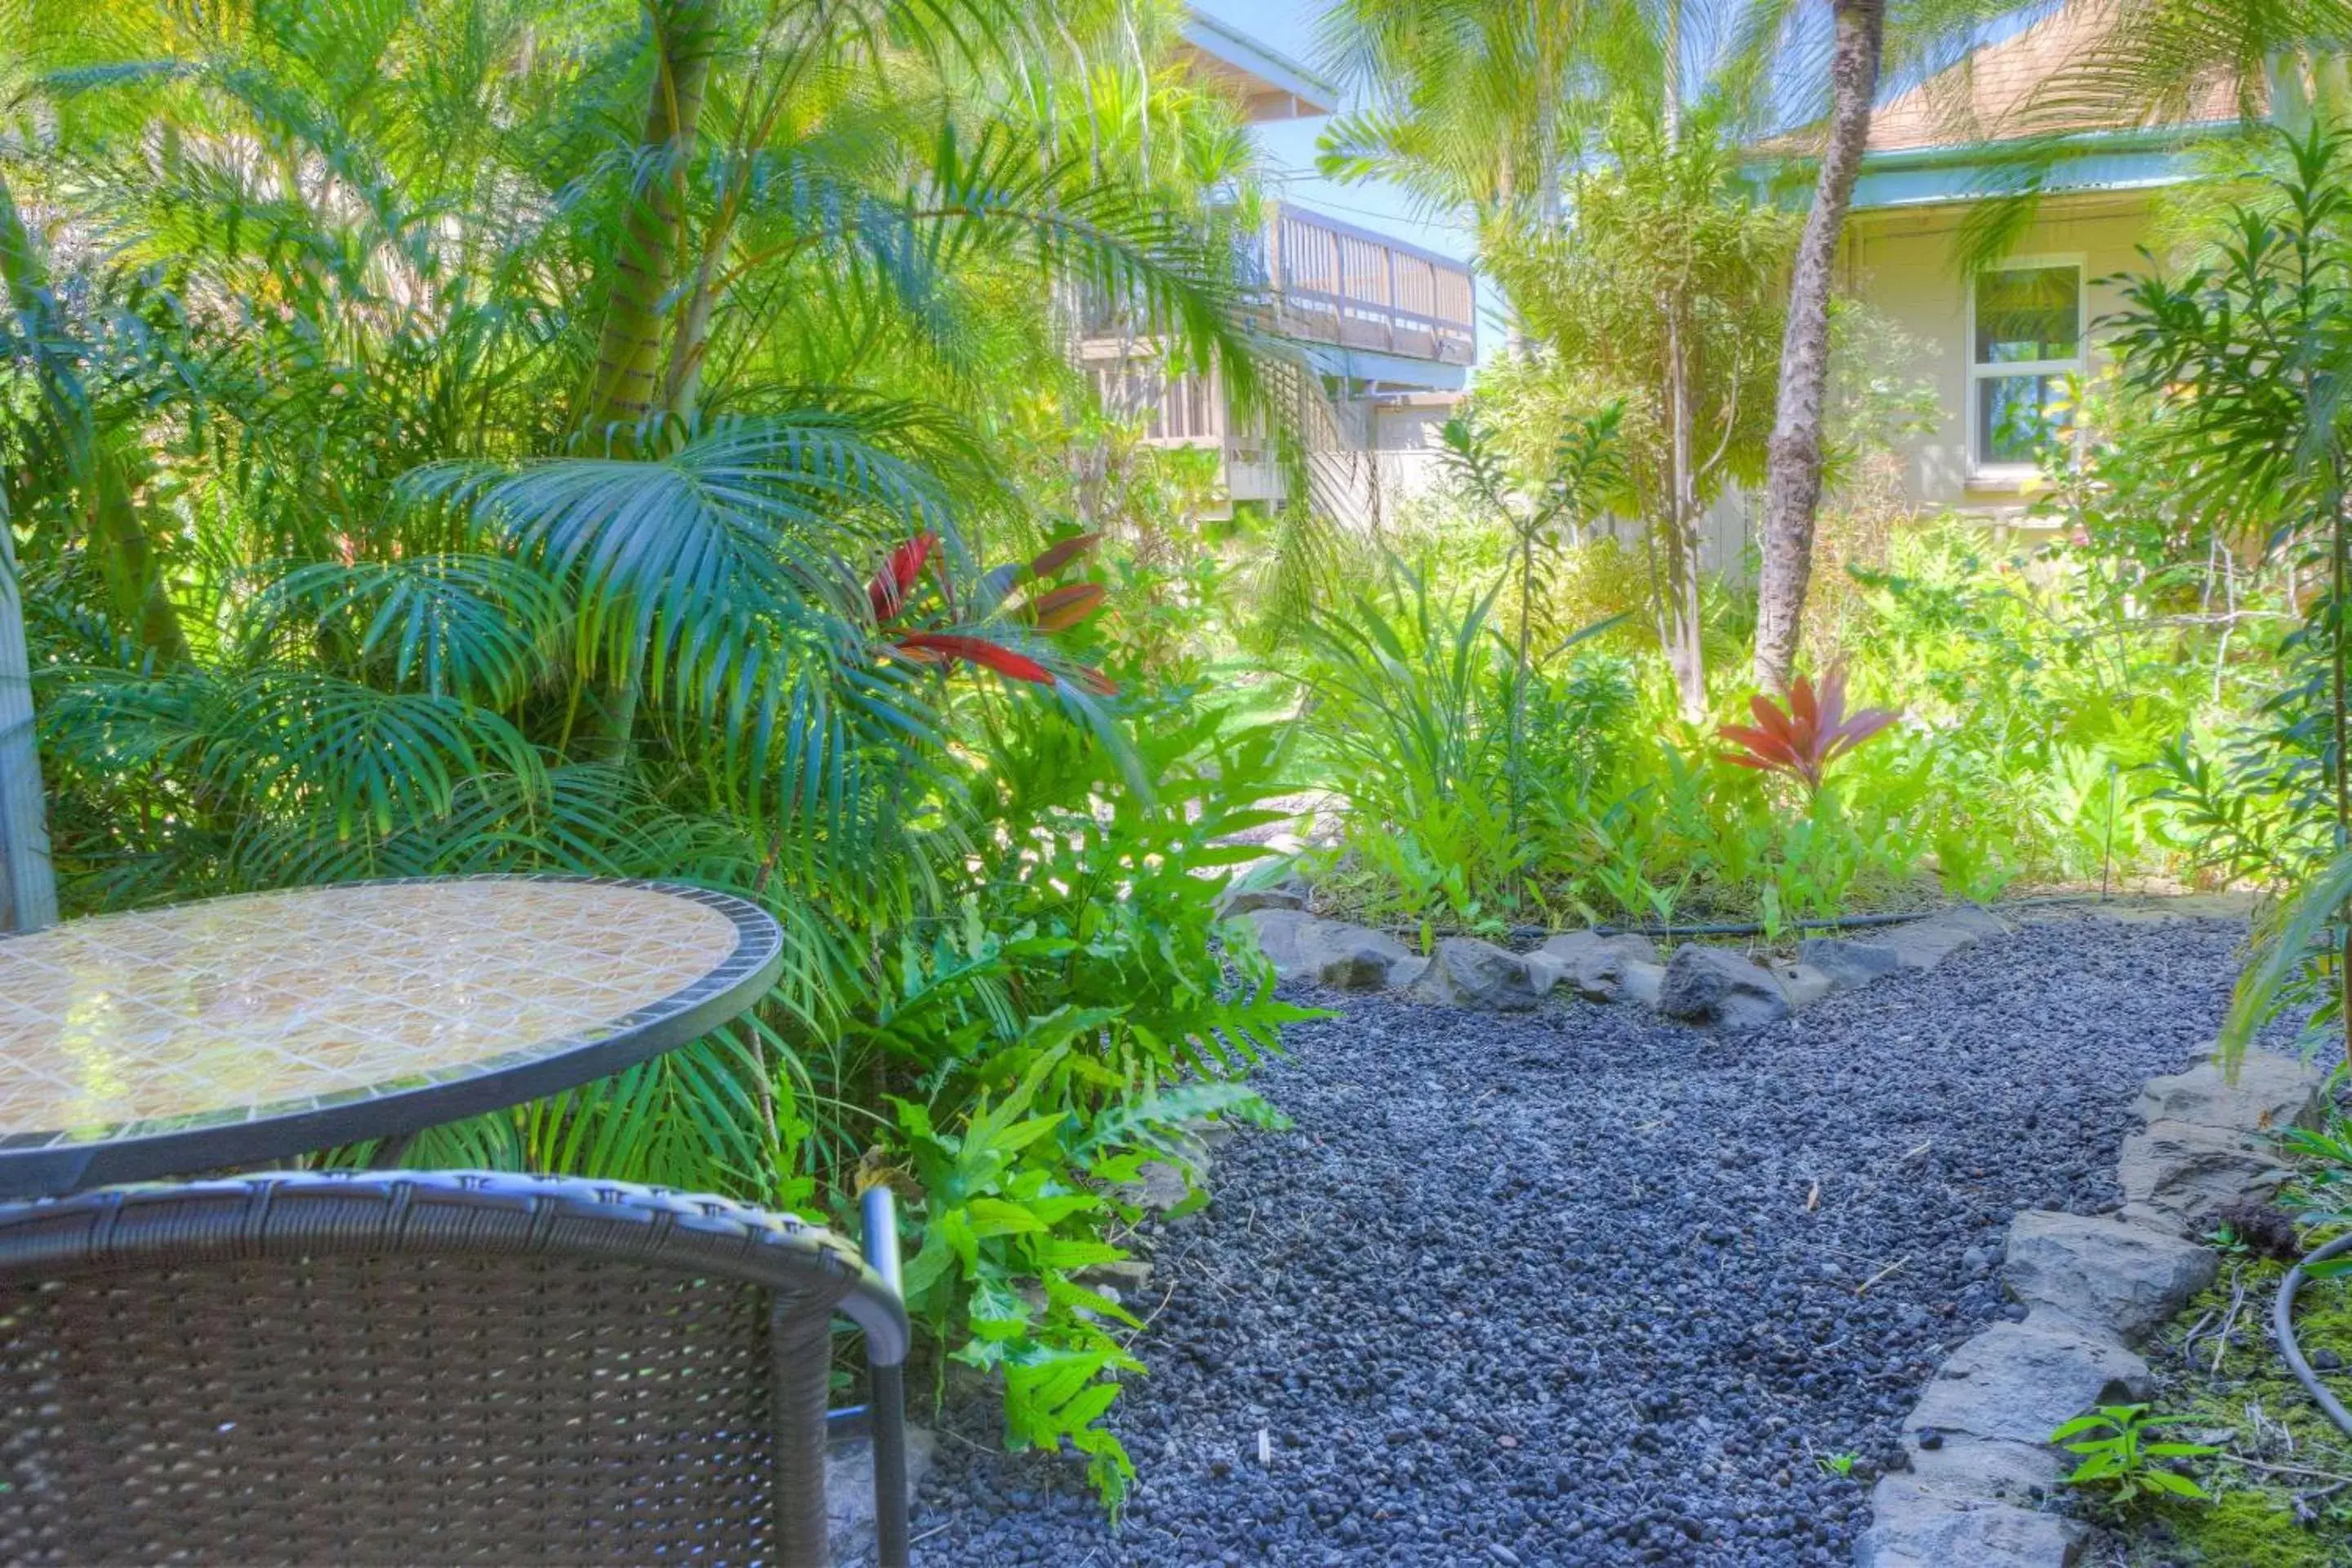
908;914;2252;1566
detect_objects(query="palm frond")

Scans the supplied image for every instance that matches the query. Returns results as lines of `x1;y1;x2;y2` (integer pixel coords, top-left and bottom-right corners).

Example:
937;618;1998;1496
254;553;568;704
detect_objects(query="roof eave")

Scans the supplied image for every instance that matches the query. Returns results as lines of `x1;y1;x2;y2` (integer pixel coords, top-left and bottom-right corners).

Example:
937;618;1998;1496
1179;11;1339;121
1856;118;2252;172
1805;120;2257;212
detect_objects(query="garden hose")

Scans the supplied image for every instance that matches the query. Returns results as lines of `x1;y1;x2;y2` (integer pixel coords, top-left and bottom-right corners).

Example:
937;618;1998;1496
1367;891;2149;946
1584;893;2112;940
2274;1232;2352;1442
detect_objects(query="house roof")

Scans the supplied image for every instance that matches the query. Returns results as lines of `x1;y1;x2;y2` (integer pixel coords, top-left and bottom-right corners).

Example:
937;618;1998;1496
1175;9;1338;123
1865;1;2256;154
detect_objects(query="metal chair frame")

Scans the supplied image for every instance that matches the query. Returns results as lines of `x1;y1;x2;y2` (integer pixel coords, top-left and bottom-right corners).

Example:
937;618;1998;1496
0;1170;912;1567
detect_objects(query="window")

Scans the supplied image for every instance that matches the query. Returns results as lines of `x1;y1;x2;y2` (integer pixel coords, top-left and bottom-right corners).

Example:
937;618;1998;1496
1969;261;2083;470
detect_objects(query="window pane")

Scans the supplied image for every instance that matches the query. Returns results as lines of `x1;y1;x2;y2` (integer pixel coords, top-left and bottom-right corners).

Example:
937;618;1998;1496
1977;374;2069;464
1974;265;2079;363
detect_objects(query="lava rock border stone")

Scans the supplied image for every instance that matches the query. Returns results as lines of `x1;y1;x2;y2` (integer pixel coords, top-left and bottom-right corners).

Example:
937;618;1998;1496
1855;1043;2323;1566
1657;944;1791;1030
1234;905;2021;1025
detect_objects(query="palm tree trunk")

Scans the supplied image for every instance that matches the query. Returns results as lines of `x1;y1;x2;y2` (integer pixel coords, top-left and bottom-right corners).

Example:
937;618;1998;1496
1753;0;1884;692
1497;145;1528;356
580;0;722;438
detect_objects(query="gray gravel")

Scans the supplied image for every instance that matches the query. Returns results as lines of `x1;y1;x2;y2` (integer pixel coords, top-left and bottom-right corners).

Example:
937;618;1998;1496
908;914;2254;1566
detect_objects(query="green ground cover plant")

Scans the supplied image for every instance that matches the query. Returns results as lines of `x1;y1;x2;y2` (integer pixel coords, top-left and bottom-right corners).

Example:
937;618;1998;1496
1271;501;2279;938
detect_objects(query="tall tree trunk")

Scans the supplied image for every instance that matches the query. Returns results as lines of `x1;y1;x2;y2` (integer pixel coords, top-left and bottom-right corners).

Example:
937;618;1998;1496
1664;303;1707;720
2328;459;2350;1074
580;0;722;438
576;0;719;759
1753;0;1885;692
1658;0;1705;720
1510;522;1535;831
1496;146;1529;356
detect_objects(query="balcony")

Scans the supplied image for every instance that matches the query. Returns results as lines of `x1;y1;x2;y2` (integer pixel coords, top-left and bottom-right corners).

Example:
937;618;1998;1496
1080;202;1475;488
1080;201;1476;379
1251;203;1476;370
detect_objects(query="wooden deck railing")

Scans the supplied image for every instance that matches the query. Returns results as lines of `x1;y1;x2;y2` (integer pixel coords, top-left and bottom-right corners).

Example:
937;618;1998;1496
1079;202;1476;370
1076;202;1473;466
1254;203;1475;368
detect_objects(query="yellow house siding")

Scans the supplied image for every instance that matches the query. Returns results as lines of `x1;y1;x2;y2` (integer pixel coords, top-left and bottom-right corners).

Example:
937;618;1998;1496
1841;190;2165;517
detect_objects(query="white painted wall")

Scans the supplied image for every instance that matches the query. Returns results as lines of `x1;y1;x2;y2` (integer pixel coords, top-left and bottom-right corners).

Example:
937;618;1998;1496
1839;190;2167;516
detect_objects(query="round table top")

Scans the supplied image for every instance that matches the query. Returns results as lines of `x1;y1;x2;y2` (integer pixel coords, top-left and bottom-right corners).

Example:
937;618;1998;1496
0;876;785;1199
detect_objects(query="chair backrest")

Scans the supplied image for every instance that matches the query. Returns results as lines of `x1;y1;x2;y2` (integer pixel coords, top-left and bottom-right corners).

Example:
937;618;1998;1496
0;1170;907;1567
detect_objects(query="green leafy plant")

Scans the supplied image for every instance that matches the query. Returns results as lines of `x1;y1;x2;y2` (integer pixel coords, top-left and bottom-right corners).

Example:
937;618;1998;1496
0;0;1303;1515
2109;123;2352;1076
1438;403;1624;829
2052;1404;2220;1504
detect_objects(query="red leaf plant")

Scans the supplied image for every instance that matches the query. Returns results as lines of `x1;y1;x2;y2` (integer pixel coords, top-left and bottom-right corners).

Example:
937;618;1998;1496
868;531;937;622
866;530;1115;694
1718;664;1899;795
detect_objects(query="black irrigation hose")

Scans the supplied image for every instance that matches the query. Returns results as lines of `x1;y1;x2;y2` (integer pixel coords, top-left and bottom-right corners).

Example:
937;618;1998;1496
1376;892;2133;946
2274;1232;2352;1442
1588;893;2113;940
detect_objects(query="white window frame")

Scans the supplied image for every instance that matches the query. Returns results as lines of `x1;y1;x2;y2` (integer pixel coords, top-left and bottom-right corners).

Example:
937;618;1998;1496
1967;254;2087;478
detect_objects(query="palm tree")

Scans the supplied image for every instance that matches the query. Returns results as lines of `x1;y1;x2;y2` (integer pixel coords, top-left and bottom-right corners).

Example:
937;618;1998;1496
0;0;1294;1492
1752;0;1886;694
1752;0;2352;690
1314;0;1601;350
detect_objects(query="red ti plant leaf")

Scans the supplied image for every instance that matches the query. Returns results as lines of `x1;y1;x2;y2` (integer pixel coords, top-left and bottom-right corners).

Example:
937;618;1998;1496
876;529;1116;696
1025;532;1101;580
1018;581;1106;632
868;532;938;625
893;632;1055;686
1718;664;1900;794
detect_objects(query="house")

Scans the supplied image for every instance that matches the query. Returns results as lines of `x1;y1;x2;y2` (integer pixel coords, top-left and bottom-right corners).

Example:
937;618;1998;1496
1082;11;1478;519
1836;2;2261;518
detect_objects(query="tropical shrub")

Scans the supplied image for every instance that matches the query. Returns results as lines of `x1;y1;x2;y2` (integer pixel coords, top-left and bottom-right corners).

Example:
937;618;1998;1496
1283;498;2276;940
0;0;1305;1504
2080;122;2352;1068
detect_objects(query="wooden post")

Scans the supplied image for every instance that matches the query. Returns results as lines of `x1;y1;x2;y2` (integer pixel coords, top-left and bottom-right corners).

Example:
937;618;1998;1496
0;522;56;932
1383;247;1398;352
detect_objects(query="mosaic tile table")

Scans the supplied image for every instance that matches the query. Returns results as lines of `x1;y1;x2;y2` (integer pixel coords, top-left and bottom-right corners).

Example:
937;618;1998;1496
0;876;785;1200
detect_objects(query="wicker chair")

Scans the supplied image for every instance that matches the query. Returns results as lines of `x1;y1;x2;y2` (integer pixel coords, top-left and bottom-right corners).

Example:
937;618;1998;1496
0;1170;913;1567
